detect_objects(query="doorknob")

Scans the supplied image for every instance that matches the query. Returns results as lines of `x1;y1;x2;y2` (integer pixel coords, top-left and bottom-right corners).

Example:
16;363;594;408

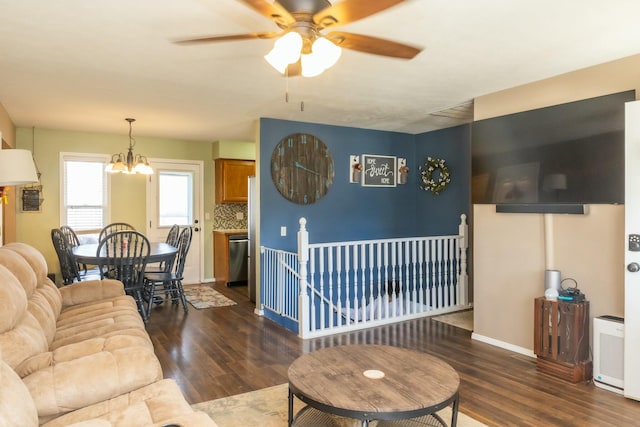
628;262;640;273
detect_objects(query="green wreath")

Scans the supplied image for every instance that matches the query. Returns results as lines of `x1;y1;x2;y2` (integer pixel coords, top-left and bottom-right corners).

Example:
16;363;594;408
420;157;450;194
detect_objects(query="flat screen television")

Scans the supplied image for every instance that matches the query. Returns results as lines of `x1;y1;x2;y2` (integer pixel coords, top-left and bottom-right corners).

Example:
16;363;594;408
471;90;635;213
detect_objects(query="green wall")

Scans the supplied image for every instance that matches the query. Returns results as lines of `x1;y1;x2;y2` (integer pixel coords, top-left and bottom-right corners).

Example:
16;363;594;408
15;127;253;285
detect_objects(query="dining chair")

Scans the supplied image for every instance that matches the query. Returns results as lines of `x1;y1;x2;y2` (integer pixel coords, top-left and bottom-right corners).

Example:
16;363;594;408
166;224;180;247
98;222;136;243
60;225;102;279
51;228;81;285
97;230;150;320
143;227;193;318
144;224;180;274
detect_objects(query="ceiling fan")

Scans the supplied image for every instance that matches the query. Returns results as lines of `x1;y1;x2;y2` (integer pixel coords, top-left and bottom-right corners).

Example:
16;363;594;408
175;0;422;77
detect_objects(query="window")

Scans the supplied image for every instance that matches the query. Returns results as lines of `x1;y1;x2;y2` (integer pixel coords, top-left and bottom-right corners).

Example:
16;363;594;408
60;153;110;233
158;171;193;226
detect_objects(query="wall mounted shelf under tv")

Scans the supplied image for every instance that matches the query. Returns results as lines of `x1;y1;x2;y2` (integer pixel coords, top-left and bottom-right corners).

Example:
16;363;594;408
472;90;635;214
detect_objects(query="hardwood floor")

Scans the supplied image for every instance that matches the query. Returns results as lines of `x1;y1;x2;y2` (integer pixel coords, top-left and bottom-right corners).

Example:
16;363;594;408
146;282;640;426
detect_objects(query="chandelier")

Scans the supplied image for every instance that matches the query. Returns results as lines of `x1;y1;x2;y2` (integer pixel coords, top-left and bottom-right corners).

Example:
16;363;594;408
105;118;153;175
264;31;342;78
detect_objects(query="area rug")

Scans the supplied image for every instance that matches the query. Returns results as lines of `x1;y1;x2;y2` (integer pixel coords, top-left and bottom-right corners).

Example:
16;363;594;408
182;284;237;309
432;310;473;331
193;383;487;427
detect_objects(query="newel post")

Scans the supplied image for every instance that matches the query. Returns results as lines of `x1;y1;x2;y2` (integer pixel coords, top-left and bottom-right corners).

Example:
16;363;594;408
297;217;310;338
458;214;469;306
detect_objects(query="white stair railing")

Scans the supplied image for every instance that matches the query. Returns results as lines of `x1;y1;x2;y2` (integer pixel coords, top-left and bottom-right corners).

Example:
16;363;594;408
260;214;469;339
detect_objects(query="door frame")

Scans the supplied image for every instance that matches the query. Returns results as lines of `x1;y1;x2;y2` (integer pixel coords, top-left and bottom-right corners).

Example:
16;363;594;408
145;157;205;284
625;100;640;400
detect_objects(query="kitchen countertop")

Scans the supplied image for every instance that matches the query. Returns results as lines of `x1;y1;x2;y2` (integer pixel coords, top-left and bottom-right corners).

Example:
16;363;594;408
213;229;248;235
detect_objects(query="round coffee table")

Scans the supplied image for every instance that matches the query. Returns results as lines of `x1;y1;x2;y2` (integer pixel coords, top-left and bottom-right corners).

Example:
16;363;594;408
287;345;460;427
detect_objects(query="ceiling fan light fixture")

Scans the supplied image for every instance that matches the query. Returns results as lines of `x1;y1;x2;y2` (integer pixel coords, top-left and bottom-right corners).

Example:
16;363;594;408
300;37;341;77
312;36;341;68
264;31;303;73
300;52;324;77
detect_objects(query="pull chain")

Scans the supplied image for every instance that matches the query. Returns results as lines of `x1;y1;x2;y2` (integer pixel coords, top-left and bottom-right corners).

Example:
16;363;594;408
283;66;304;112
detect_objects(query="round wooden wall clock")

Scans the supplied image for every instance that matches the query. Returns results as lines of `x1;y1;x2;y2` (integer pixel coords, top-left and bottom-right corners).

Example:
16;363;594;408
271;133;334;205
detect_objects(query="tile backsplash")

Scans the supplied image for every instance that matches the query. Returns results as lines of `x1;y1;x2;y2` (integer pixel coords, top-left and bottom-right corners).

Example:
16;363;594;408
213;203;248;230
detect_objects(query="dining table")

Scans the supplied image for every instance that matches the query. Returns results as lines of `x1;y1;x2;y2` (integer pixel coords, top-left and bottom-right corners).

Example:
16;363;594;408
72;242;178;266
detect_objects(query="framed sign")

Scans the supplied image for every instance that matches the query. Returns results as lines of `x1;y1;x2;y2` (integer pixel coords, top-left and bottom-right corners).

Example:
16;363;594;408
21;188;42;212
361;154;397;187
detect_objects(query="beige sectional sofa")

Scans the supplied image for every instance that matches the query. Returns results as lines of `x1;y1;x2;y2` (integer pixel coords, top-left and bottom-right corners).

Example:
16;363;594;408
0;242;216;426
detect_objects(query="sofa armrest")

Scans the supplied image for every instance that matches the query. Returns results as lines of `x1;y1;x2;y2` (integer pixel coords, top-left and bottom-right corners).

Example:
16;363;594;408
59;280;125;308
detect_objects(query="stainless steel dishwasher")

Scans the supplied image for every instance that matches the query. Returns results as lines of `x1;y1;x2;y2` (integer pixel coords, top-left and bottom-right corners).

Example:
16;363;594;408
227;234;248;284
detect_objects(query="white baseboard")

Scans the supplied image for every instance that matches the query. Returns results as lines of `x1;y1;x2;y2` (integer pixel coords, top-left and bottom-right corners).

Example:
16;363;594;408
471;333;536;358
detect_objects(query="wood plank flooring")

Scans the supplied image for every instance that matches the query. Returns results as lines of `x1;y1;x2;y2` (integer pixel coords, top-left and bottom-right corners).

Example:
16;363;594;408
145;282;640;426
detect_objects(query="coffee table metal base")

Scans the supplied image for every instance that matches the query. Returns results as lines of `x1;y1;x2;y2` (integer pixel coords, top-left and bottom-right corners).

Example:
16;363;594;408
291;405;447;427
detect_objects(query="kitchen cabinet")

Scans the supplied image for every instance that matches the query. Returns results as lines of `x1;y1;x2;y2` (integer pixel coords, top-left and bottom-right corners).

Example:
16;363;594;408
214;230;248;284
215;159;255;203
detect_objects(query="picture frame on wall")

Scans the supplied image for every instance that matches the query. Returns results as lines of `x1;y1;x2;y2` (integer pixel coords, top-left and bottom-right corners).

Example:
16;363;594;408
21;187;43;212
361;154;397;187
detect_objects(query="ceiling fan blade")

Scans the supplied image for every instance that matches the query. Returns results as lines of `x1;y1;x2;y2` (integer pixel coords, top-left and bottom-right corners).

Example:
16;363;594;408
314;0;405;28
326;31;421;59
237;0;296;27
174;32;282;45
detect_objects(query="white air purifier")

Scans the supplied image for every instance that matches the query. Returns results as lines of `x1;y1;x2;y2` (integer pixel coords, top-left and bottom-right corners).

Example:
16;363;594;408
593;316;624;394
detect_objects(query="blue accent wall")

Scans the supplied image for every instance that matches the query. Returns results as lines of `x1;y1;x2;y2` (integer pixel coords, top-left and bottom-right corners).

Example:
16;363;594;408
260;119;471;250
414;124;472;235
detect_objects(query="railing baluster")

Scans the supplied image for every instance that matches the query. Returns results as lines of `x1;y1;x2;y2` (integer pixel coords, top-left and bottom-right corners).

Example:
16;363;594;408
444;237;451;308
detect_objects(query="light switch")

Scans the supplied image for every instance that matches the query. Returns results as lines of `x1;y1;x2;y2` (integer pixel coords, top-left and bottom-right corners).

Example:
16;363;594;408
280;226;287;237
236;212;244;220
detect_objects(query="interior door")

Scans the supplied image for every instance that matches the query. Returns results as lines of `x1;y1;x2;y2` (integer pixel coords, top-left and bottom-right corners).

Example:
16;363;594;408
146;159;203;284
624;100;640;400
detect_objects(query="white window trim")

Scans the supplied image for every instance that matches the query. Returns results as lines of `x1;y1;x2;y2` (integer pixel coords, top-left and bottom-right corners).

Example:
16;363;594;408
59;152;111;231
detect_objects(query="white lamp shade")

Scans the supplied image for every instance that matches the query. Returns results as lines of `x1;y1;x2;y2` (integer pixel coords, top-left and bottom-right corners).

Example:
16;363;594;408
301;52;326;77
0;149;39;185
312;37;341;69
301;37;342;77
264;32;303;74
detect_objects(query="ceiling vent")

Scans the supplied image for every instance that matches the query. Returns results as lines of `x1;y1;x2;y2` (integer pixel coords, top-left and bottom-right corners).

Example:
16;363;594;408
429;99;474;124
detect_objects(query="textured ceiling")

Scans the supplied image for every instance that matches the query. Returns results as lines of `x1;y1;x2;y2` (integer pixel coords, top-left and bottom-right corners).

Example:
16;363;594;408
1;0;639;142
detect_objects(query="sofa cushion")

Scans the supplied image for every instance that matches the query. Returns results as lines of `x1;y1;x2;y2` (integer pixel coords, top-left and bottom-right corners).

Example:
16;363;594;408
52;295;151;350
59;279;126;308
21;335;163;423
0;353;39;427
40;379;217;427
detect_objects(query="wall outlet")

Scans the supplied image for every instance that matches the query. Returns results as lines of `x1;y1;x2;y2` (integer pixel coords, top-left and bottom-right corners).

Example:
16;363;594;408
236;212;244;220
280;226;287;237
